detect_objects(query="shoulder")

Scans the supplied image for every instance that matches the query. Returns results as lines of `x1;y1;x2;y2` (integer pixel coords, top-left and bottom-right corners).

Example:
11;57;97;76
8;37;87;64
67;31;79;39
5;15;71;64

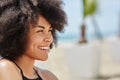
0;59;16;69
35;66;58;80
41;69;59;80
0;59;15;71
0;59;21;80
0;58;13;66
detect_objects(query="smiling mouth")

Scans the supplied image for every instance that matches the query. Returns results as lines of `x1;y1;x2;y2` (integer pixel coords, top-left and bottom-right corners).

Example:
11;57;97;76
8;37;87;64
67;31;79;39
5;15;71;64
39;47;49;51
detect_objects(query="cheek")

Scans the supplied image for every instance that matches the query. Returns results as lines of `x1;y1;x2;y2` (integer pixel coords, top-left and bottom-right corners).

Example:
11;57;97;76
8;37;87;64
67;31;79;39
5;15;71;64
27;36;43;47
31;34;43;41
33;36;43;42
26;37;42;52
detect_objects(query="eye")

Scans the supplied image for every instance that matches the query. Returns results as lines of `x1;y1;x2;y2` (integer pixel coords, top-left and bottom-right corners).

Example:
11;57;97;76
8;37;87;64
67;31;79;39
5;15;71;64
49;28;53;32
36;30;43;33
49;29;52;32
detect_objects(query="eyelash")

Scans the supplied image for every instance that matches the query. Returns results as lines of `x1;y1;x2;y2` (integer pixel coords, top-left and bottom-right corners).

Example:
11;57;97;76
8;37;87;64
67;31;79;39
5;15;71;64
36;30;43;33
49;30;52;32
36;30;52;33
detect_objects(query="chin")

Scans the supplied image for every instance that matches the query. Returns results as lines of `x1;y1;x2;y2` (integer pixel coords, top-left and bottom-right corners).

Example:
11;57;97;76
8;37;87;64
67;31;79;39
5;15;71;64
42;58;48;61
41;59;48;61
37;57;48;61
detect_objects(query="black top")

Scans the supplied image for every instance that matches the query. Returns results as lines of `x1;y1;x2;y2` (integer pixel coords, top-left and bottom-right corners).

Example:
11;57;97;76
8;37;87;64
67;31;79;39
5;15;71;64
13;61;43;80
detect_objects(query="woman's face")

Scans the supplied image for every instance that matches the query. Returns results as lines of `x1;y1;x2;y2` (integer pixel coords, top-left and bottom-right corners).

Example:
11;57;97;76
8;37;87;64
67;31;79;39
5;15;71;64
24;16;53;61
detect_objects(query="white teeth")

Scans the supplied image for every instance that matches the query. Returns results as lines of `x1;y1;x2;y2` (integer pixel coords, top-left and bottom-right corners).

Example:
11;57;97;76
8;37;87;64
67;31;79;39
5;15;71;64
40;47;49;50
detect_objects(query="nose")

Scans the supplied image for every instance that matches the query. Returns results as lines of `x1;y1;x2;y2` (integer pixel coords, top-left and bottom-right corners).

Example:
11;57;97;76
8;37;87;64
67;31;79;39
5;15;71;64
44;35;53;43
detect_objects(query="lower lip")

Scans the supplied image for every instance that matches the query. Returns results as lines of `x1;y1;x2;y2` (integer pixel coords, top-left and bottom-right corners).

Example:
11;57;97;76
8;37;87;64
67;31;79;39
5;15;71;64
40;49;48;53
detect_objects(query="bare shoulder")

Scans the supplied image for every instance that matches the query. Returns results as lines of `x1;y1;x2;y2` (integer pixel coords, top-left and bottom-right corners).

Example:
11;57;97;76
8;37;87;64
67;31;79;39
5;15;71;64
35;66;58;80
41;69;59;80
0;59;15;71
0;59;14;66
0;59;21;80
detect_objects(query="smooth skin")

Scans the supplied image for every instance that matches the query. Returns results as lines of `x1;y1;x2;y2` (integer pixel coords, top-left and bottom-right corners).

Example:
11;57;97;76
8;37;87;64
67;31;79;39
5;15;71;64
0;15;58;80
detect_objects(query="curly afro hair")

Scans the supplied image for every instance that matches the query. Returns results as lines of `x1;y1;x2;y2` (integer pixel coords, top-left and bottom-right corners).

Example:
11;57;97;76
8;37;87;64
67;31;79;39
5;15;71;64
0;0;67;60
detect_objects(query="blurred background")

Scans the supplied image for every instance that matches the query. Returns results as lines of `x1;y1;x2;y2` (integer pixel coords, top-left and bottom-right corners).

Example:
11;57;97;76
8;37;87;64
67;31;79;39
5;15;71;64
36;0;120;80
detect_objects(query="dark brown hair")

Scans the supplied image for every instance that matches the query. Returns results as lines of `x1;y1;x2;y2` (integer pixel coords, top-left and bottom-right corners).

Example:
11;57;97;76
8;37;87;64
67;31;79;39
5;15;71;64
0;0;67;60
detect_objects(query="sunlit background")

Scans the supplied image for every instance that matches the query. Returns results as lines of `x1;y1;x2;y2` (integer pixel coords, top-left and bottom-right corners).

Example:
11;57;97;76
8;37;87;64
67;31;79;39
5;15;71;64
58;0;120;42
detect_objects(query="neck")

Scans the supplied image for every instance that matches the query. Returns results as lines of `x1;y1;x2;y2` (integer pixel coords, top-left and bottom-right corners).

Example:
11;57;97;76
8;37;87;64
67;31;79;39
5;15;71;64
15;55;35;76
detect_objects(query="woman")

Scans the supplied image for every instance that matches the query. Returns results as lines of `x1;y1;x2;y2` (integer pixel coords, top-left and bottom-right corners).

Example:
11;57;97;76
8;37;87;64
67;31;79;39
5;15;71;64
0;0;67;80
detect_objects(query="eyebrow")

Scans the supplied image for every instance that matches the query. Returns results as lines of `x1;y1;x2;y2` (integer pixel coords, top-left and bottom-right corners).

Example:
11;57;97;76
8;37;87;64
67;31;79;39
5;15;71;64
37;26;45;29
37;26;52;29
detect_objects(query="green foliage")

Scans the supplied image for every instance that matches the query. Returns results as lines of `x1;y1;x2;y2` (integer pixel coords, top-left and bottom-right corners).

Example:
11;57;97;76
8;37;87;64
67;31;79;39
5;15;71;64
83;0;97;18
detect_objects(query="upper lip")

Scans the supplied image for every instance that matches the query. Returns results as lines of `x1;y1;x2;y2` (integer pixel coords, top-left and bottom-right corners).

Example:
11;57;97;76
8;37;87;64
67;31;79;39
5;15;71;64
38;46;50;50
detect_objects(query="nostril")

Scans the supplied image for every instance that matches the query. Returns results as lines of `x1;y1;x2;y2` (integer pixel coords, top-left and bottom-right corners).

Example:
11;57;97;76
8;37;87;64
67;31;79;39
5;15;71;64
45;38;51;42
44;36;53;43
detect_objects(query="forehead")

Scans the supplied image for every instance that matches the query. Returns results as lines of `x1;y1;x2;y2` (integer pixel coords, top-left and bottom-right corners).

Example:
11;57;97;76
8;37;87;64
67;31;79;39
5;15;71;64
36;15;51;28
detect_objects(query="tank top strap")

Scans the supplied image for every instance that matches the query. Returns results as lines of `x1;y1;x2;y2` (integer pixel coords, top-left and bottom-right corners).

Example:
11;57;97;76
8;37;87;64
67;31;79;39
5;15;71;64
12;61;24;76
12;61;43;80
33;68;43;80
